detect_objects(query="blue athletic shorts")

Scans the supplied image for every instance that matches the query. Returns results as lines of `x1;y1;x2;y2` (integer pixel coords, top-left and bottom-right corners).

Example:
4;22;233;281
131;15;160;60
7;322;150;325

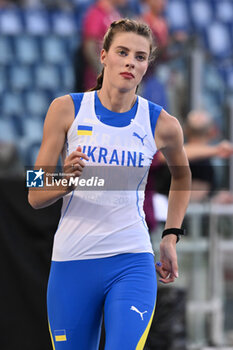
47;253;157;350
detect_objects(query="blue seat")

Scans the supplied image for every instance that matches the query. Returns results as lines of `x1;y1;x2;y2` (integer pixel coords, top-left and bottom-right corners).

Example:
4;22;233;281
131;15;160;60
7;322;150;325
0;66;7;93
215;0;233;24
166;0;190;32
24;90;50;116
22;140;41;166
51;11;77;35
0;36;14;64
0;119;16;142
205;21;232;60
14;35;40;64
2;92;24;116
10;115;25;138
0;9;23;34
190;0;213;30
62;64;75;91
9;65;33;91
35;64;61;90
23;118;44;142
17;136;41;165
24;9;51;35
42;36;67;64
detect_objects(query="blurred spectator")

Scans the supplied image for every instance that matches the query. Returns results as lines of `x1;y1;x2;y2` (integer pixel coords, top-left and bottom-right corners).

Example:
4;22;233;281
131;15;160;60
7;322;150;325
75;0;127;92
0;0;21;7
141;0;169;63
139;0;169;107
184;110;233;203
144;109;233;233
140;0;188;114
141;0;187;62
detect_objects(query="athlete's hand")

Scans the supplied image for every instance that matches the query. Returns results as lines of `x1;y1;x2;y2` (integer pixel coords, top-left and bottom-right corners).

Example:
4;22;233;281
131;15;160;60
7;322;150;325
156;235;178;284
64;146;89;179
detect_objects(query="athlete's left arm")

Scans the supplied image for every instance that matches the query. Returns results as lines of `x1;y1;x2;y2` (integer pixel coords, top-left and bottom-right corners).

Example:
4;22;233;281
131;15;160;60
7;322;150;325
154;109;191;283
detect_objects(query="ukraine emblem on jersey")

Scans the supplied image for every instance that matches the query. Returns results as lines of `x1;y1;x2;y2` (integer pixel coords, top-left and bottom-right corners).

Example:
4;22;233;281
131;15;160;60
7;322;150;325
77;125;93;136
54;329;67;342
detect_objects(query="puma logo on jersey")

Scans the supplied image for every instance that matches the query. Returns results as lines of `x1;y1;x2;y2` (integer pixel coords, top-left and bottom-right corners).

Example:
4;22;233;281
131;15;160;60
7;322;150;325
133;132;147;145
130;306;148;320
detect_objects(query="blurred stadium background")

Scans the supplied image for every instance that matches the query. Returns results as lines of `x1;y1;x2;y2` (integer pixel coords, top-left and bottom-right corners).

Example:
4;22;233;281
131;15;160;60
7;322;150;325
0;0;233;350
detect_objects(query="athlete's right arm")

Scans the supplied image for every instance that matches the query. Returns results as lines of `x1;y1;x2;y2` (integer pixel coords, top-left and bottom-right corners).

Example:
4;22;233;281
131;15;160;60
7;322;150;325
28;95;89;209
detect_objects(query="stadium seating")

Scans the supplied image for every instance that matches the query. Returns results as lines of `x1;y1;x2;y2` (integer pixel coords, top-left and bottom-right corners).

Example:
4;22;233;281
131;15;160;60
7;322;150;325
35;63;62;90
0;36;14;65
0;118;17;142
19;139;42;165
9;65;33;91
51;12;78;35
0;1;232;166
24;10;51;35
0;66;7;93
42;36;68;64
166;0;190;32
0;9;23;34
15;35;40;64
24;90;51;116
2;92;24;116
215;0;233;24
10;115;25;138
205;21;232;60
23;118;44;142
190;0;213;31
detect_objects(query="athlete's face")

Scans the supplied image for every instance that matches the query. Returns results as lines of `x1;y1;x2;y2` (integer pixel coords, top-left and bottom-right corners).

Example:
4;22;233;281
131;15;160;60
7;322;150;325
101;32;150;92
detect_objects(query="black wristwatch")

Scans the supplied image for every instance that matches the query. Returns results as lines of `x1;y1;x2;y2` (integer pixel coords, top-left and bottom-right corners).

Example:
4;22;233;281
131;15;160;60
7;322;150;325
161;228;186;243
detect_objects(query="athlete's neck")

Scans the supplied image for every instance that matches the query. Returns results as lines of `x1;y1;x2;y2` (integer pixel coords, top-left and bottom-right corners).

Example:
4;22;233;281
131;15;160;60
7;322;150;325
98;87;137;113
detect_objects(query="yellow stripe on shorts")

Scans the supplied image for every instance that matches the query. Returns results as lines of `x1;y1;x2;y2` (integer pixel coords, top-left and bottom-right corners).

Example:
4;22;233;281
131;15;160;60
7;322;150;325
136;303;156;350
48;320;56;350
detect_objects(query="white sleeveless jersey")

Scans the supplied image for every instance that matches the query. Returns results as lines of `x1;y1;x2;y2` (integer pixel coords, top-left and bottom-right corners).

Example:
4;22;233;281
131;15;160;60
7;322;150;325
52;91;158;261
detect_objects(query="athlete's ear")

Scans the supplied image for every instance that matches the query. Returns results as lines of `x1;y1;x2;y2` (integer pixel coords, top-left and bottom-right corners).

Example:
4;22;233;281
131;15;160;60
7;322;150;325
100;49;107;66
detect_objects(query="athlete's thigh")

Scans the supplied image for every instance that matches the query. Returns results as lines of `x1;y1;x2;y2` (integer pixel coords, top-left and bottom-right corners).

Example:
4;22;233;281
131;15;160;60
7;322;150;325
47;260;104;350
104;253;157;350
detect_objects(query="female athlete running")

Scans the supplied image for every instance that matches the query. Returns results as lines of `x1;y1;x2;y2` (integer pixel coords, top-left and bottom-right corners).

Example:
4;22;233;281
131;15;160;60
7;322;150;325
28;18;191;350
